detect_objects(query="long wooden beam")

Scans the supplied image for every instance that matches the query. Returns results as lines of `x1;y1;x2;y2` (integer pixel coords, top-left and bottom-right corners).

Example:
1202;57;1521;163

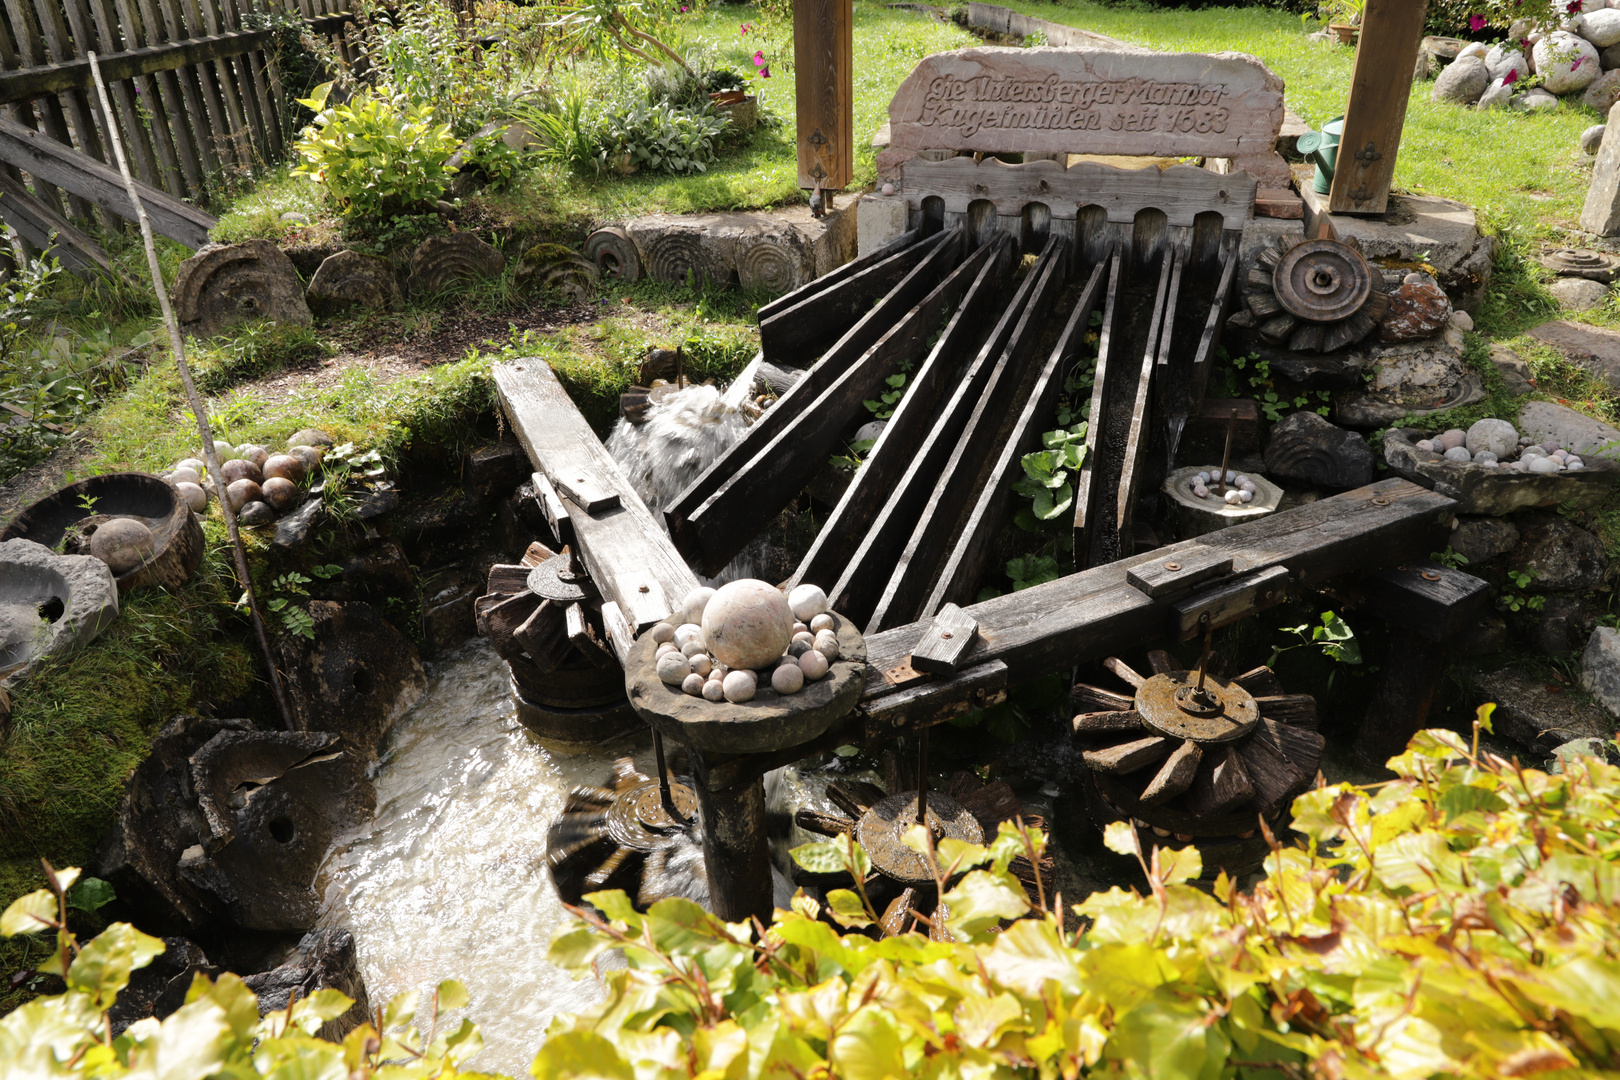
0;169;113;273
494;359;701;633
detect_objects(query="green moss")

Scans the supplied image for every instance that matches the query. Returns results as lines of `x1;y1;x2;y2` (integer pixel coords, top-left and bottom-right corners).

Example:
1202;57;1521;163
209;167;337;247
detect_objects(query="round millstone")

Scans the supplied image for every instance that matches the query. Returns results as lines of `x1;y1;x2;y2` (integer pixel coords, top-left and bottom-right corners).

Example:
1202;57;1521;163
1135;672;1260;744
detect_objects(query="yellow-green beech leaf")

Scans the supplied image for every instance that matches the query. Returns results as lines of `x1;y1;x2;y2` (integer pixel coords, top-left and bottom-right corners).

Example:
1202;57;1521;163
943;870;1030;938
1102;820;1141;859
825;889;874;930
0;889;59;937
66;922;166;1008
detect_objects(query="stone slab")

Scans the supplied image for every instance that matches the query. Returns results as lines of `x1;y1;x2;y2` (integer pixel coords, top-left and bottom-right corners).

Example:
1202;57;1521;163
1519;400;1620;460
856;193;910;256
878;47;1285;175
1383;428;1620;515
1582;99;1620;235
0;537;118;676
1528;321;1620;392
1465;667;1614;755
1582;627;1620;717
1301;190;1480;278
622;205;856;295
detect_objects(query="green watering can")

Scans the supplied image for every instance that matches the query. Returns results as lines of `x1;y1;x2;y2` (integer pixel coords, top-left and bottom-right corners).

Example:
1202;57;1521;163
1295;116;1345;195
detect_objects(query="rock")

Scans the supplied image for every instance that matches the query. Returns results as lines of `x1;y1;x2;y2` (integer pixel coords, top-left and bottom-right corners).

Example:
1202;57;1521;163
1550;277;1610;310
1585;123;1609;154
1441;234;1497;316
1451;309;1474;332
279;211;310;225
1261;412;1373;489
1541;248;1620;283
1529;320;1620;390
88;517;155;574
1587;68;1620;111
1448;516;1520;564
1606;41;1620;69
463;441;530;499
419;573;480;658
1533;594;1600;655
272;496;323;549
1432;55;1491;104
1465;667;1614;753
0;538;119;675
1511;89;1561;111
181;728;373;932
1476;77;1515;110
1582;627;1620;715
354;488;399;520
243;930;371;1041
1486;45;1530;81
1582;8;1620;47
1382;428;1620;514
1519;399;1620;459
1465;418;1519;458
1535;33;1602;93
274;600;427;757
106;938;217;1036
1511;514;1611;591
305;250;401;317
1423;36;1466;61
1333;341;1485;428
583;227;642;282
703;579;794;671
1585;101;1620;234
854;420;887;444
513;242;601;301
1378;281;1452;341
405;233;505;297
171;241;313;340
237;500;276;526
1457;42;1490;61
288;428;335;449
1490;345;1536;394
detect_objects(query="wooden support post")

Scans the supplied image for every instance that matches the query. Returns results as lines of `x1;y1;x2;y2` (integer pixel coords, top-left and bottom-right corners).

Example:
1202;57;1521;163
1327;0;1429;215
691;750;774;925
793;0;852;191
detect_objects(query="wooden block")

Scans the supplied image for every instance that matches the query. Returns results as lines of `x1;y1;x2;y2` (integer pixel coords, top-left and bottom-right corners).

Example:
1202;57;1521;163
1072;709;1147;737
1172;565;1291;640
1253;694;1318;729
600;601;635;667
553;471;621;514
1357;561;1490;644
1236;729;1305;811
1103;656;1146;688
513;598;569;666
1146;650;1178;675
795;808;854;837
566;602;617;669
826;780;885;819
482;591;542;657
1255;188;1305;220
486;564;533;594
1141;739;1202;805
793;0;853;189
1126;545;1235;598
1234;665;1285;698
1329;0;1428;215
1071;683;1136;713
522;541;557;568
1258;717;1326;780
909;603;978;675
1083;735;1172;775
530;473;573;549
1181;745;1254;818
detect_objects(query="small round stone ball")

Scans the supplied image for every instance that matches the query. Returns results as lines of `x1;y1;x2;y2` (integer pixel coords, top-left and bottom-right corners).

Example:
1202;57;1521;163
1529;456;1561;474
89;517;154;573
674;623;704;651
810;613;835;634
814;629;840;661
1239;490;1254;503
1224;489;1243;505
213;439;236;461
262;476;299;511
772;663;805;694
799;648;830;681
1438;428;1467;451
1443;446;1474;463
789;583;829;622
176;458;206;474
1465;418;1518;459
680;586;716;627
702;678;726;702
1193;484;1209;499
263;454;306;484
286;445;323;473
722;669;757;703
168;466;201;486
793;621;809;636
1569;457;1586;470
220;458;262;486
649;622;674;645
792;631;814;647
174;481;207;512
703;579;795;670
682;672;705;696
225;478;263;511
235;444;270;468
657;653;692;685
1474;451;1498;465
681;639;706;658
690;653;712;677
788;640;812;658
1415;439;1435;452
1195;471;1210;484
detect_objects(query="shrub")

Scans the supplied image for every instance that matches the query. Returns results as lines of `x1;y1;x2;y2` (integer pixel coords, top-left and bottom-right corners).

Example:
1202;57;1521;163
291;84;459;221
345;0;516;137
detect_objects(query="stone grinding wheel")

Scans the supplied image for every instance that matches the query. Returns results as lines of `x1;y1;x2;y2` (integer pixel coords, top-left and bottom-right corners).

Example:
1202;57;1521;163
1072;653;1323;869
624;611;867;755
171;240;313;340
793;761;1051;939
1242;235;1389;354
546;757;708;911
513;243;600;302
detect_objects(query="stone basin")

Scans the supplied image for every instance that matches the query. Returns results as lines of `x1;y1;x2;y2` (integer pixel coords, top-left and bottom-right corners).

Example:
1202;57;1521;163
625;612;866;754
1162;467;1283;538
0;538;118;674
1;473;203;592
1383;427;1620;516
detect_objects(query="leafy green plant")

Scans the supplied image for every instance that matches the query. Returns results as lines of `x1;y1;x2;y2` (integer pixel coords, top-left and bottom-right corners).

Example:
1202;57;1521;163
1500;568;1548;613
344;0;516;137
1006;552;1061;590
292;83;459;221
1228;351;1332;422
546;0;693;72
605;98;728;175
1431;546;1471;571
862;359;913;420
1269;609;1363;671
1013;422;1086;524
250;566;342;640
461;129;532;193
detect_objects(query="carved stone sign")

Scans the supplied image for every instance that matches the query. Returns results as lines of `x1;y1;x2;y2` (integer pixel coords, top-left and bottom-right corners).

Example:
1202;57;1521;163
878;47;1285;174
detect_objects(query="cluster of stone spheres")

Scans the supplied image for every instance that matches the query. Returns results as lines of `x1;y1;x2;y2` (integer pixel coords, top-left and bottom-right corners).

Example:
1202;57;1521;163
161;428;333;526
654;580;841;703
1430;6;1620;116
1185;471;1260;504
1416;418;1589;473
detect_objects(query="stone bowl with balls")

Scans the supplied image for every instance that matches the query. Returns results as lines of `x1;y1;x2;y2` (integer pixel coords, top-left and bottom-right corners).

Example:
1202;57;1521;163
625;580;868;755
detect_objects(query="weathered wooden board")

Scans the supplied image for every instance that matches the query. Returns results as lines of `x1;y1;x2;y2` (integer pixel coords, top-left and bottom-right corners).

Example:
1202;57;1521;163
1072;247;1122;540
494;360;700;632
793;0;853;190
909;603;979;676
1114;246;1178;548
0;169;113;273
1356;560;1490;644
1328;0;1429;215
1126;545;1233;598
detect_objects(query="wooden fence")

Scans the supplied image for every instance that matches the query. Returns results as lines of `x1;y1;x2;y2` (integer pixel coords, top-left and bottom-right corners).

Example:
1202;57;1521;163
0;0;355;269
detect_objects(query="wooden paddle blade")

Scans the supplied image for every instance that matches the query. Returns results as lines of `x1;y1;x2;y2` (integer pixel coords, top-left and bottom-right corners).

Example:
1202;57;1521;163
1181;745;1255;818
1146;649;1178;675
1072;683;1136;713
1084;736;1172;775
1234;666;1285;698
1141;739;1203;805
1103;656;1147;688
881;888;917;937
1073;709;1148;737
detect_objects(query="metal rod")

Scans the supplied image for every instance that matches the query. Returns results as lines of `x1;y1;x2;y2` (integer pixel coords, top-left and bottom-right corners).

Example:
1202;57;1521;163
653;729;683;823
916;726;929;827
88;51;293;731
1216;415;1236;497
1194;612;1214;694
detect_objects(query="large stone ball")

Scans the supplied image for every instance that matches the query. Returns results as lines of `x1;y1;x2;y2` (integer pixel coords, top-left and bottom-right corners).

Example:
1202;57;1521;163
225;478;264;511
174;481;208;512
1465;418;1519;459
89;517;154;573
261;475;299;511
263;454;307;485
702;579;793;671
220;458;263;485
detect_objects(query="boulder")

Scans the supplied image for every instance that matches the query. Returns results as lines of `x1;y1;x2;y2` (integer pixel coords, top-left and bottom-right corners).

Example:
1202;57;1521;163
1432;55;1491;104
1477;78;1515;110
243;930;371;1041
305;250;401;316
0;538;119;677
1582;627;1620;715
1549;277;1610;310
1582;7;1620;47
272;497;324;549
1535;33;1602;93
1486;45;1531;82
1585;123;1609;154
1441;234;1497;316
1447;516;1520;565
1518;399;1620;459
1587;68;1620;110
107;937;218;1037
1489;345;1536;395
1378;281;1452;341
1457;41;1490;61
1465;667;1614;754
274;600;427;757
512;243;600;302
1533;594;1601;655
1606;41;1620;68
1510;514;1610;591
1512;88;1562;110
171;241;313;340
1530;321;1620;392
1261;411;1374;489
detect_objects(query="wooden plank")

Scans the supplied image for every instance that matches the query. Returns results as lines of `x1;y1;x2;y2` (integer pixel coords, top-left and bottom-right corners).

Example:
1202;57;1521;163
189;0;255;173
1254;695;1318;729
1072;248;1122;537
531;472;574;548
1234;666;1284;698
792;0;852;190
140;0;223;182
909;603;978;676
1356;560;1490;644
1103;655;1146;689
868;238;1068;632
1172;565;1290;640
600;600;634;667
1084;735;1171;775
1115;247;1179;546
554;472;621;514
755;227;921;323
922;251;1109;617
566;602;616;669
494;359;700;633
30;0;115;230
1071;683;1135;714
792;235;1008;595
1236;728;1305;810
857;658;1008;733
93;0;182;193
0;170;114;272
1190;234;1240;405
1126;545;1233;598
173;0;243;175
69;0;158;188
1072;709;1145;736
757;227;950;364
1141;739;1201;804
116;0;205;194
671;229;966;575
1327;0;1429;215
0;116;216;247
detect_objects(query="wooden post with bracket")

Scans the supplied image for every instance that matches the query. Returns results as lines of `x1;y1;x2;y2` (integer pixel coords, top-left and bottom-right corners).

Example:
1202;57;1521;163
793;0;853;190
1327;0;1429;215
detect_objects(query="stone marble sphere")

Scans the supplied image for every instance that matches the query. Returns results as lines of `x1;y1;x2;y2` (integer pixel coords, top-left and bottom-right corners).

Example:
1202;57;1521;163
702;578;794;671
263;454;306;485
1466;418;1518;459
89;517;154;573
789;583;829;622
225;479;263;512
220;458;262;486
261;476;299;511
680;586;716;628
174;482;207;512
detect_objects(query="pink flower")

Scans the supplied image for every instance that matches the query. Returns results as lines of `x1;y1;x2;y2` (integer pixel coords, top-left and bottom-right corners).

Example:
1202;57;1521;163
759;64;771;78
753;50;765;66
1504;67;1520;84
1575;56;1586;70
1470;13;1486;30
739;22;750;33
1570;0;1583;12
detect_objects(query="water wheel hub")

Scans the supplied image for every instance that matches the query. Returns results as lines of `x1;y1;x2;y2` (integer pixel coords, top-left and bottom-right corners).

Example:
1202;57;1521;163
526;551;594;603
607;780;699;852
1136;672;1259;744
1273;239;1373;323
855;792;983;884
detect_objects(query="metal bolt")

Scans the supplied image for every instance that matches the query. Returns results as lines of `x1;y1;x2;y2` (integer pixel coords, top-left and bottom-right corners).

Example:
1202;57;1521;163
1165;561;1181;571
942;631;953;639
1422;570;1442;581
638;585;649;593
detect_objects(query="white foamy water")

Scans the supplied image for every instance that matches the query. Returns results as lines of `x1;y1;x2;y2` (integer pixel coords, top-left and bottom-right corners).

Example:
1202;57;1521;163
607;384;750;521
318;641;633;1075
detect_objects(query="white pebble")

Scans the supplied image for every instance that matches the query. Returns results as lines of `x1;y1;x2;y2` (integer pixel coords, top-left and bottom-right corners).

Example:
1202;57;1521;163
650;622;675;645
1439;429;1466;451
722;670;757;703
1239;490;1254;503
656;643;679;659
674;623;705;650
792;631;814;647
1192;484;1209;499
1415;439;1436;452
1474;451;1498;464
1529;456;1561;474
684;638;709;659
1225;470;1237;483
799;648;830;680
682;672;705;696
1234;475;1249;486
788;583;829;622
809;613;835;633
792;621;810;636
814;629;840;661
657;653;692;685
690;653;712;677
771;664;805;694
175;482;207;512
1569;457;1586;470
1511;460;1531;472
1224;489;1243;505
1444;446;1473;463
1238;480;1257;493
176;458;206;474
702;678;726;702
713;663;730;678
168;466;201;486
679;587;716;627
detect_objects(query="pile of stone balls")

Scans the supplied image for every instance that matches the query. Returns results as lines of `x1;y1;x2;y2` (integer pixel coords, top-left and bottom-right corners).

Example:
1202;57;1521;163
653;579;840;703
1186;470;1258;505
162;428;331;525
1416;419;1586;473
